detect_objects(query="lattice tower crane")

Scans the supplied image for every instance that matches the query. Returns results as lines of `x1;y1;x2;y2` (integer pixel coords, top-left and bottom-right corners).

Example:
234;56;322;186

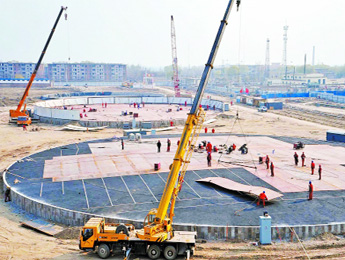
171;15;181;97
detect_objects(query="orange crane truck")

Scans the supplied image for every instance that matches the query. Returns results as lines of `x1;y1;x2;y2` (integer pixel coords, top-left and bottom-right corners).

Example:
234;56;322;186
79;0;240;259
9;6;67;126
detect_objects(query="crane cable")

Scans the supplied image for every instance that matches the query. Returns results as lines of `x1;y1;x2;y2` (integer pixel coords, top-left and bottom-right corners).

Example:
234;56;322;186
65;9;71;62
217;111;258;172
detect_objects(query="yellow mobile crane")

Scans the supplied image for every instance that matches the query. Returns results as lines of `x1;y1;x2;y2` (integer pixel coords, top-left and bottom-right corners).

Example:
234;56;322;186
79;1;240;259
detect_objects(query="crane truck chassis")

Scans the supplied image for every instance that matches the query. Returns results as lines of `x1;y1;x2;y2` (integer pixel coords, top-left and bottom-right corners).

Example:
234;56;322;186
79;218;195;259
79;0;240;259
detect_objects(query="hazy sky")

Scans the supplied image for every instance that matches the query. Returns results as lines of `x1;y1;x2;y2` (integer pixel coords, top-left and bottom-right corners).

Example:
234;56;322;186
1;0;345;68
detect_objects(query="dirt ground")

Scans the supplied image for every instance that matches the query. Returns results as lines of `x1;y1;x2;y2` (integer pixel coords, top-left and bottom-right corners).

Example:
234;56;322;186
1;86;345;259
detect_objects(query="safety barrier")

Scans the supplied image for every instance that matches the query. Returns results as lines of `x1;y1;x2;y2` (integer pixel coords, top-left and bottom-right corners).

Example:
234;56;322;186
317;92;345;104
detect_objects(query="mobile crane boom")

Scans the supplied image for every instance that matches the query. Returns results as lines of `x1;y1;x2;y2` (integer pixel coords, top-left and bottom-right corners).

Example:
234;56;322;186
79;1;240;258
137;0;241;243
9;6;67;124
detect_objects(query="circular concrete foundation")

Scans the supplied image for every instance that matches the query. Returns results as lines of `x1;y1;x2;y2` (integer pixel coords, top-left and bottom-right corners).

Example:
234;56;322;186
4;134;345;240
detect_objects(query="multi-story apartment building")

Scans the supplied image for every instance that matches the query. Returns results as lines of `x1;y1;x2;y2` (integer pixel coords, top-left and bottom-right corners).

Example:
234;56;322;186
0;62;45;79
47;63;126;82
0;62;126;82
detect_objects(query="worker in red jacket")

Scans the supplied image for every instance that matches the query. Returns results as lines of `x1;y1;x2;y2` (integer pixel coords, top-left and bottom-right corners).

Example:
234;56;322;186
318;165;322;180
212;128;215;134
270;162;274;177
311;161;315;175
206;142;212;153
301;152;306;167
265;155;270;169
205;127;208;133
308;181;313;200
257;191;268;207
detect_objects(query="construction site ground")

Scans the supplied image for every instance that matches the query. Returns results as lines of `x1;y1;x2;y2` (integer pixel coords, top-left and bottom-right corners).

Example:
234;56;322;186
1;87;345;259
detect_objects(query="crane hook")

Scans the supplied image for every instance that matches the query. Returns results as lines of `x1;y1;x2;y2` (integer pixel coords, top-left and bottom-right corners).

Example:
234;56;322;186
236;0;241;11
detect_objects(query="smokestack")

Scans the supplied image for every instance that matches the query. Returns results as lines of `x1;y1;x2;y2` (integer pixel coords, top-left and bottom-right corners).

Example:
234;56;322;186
312;46;315;66
304;54;307;75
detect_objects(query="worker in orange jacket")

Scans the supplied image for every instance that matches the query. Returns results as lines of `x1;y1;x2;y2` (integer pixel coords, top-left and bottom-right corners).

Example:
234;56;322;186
308;181;313;200
311;161;315;175
270;162;275;177
265;155;270;169
257;191;268;207
301;152;306;166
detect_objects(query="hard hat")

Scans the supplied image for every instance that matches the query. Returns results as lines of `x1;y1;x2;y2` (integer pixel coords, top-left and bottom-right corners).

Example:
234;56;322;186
312;160;314;163
309;181;311;184
263;191;265;193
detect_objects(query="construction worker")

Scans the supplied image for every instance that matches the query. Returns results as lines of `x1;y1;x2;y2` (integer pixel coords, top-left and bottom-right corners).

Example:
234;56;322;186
270;162;274;177
4;186;11;202
102;102;104;108
301;152;306;167
206;141;212;153
22;125;27;131
157;140;161;153
294;152;299;166
207;152;212;167
232;143;236;151
167;139;171;152
318;165;322;180
265;155;270;169
212;128;215;134
257;191;268;207
185;101;187;107
311;161;315;175
177;140;180;146
121;139;124;150
308;181;313;200
205;127;208;133
170;121;174;127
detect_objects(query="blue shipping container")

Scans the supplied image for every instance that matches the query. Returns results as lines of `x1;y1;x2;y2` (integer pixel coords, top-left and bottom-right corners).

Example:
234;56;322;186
327;131;345;142
265;102;283;110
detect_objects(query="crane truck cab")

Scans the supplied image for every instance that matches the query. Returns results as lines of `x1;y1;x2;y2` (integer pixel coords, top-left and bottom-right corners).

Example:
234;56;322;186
17;116;32;126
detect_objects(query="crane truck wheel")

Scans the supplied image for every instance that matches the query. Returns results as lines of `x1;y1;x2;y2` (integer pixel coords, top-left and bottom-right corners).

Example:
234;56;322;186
97;243;110;259
163;245;177;260
147;244;161;259
115;224;129;236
